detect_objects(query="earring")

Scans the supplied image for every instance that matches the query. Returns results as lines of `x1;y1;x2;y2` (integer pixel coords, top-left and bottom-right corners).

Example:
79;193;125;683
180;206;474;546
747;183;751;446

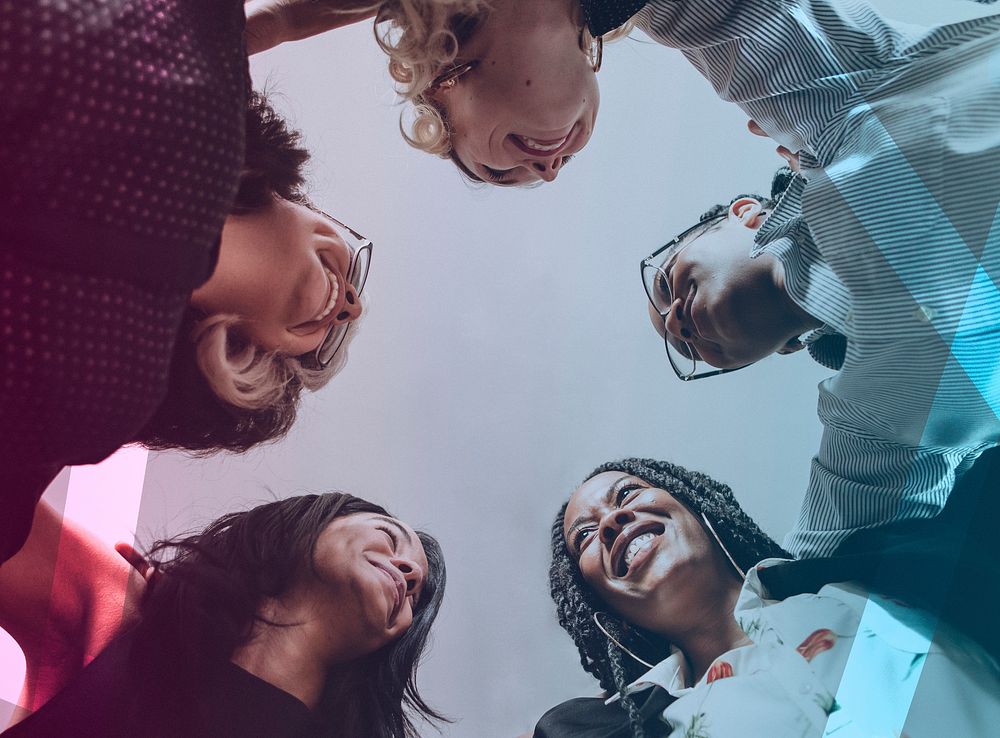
592;612;656;669
591;35;604;72
578;28;604;73
701;513;747;580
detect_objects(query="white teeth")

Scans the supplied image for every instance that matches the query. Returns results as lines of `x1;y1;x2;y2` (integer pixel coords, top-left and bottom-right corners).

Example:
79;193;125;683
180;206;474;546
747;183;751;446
623;533;656;570
517;134;568;152
313;268;340;322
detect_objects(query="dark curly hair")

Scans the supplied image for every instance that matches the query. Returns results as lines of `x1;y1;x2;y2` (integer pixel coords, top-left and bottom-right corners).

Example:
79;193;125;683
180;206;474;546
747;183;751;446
132;91;312;453
131;493;447;738
549;458;788;738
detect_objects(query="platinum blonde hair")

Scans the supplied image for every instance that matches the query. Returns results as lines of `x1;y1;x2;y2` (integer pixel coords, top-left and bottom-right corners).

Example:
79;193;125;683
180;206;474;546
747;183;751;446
375;0;633;159
192;296;367;411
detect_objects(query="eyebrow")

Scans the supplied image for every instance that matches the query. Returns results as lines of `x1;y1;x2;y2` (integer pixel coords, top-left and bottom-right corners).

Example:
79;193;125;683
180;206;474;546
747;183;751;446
564;474;634;552
374;515;415;546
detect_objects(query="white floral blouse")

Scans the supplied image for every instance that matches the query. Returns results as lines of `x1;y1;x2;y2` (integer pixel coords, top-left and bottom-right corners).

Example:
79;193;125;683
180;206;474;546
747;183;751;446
618;560;1000;737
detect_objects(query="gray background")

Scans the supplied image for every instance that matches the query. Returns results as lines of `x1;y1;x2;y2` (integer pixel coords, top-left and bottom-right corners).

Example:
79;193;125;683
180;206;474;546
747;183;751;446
7;1;994;736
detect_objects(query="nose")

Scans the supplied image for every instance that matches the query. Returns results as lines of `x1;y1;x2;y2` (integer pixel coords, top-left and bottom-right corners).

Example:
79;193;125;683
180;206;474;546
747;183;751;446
663;297;693;343
598;508;635;549
330;282;363;325
531;156;563;182
393;557;424;599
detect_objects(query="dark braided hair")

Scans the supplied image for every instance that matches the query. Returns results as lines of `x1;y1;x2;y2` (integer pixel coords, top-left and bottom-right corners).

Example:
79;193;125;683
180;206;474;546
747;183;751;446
549;458;789;738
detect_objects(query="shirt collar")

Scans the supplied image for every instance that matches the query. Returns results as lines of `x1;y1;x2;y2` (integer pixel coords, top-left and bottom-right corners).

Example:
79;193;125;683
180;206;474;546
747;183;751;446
612;558;795;702
606;646;691;703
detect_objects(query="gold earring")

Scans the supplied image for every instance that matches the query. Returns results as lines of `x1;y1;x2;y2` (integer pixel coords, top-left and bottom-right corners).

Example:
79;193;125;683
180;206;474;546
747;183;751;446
592;36;604;72
701;513;747;580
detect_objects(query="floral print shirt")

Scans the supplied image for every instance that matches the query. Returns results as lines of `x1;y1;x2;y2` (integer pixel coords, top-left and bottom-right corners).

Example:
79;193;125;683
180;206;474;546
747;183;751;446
617;559;1000;737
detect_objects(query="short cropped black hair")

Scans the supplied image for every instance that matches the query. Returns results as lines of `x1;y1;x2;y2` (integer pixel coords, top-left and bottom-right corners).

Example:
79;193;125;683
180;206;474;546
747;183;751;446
133;92;311;454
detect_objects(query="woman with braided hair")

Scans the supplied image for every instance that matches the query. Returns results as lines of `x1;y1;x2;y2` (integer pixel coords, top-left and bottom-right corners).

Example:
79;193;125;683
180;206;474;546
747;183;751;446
535;458;1000;738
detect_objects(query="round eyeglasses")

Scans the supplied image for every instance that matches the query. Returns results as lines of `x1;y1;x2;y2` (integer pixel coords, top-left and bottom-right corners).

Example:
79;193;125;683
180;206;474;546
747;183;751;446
640;214;746;381
307;210;372;370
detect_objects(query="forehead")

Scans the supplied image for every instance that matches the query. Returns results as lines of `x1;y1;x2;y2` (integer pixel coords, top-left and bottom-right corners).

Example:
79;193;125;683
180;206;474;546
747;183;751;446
329;513;428;562
655;216;725;268
563;472;639;532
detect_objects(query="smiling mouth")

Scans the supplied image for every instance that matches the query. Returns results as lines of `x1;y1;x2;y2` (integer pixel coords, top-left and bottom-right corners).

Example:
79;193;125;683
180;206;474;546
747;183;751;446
612;523;666;578
311;267;341;323
373;563;405;625
509;124;576;157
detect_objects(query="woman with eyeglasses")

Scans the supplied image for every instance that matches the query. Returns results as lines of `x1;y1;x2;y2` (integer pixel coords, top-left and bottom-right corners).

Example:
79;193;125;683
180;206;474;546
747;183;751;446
1;0;374;564
0;492;445;738
533;458;1000;738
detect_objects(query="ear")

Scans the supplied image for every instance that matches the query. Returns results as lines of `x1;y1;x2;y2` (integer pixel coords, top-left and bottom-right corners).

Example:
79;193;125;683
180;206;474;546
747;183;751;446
747;119;769;138
776;337;806;356
728;197;766;229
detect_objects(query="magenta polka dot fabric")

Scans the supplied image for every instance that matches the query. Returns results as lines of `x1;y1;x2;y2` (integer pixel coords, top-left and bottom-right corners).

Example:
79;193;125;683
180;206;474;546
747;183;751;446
0;0;249;559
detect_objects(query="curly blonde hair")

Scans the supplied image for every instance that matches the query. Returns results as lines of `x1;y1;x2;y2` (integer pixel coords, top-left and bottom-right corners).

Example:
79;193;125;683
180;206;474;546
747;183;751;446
375;0;632;160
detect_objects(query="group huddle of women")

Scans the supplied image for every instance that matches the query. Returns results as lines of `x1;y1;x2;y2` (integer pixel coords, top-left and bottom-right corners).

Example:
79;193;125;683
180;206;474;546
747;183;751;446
2;0;1000;736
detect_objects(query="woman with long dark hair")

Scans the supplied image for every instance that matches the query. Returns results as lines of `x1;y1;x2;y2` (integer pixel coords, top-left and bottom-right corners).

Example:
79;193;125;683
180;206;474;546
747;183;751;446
0;492;446;738
538;458;1000;738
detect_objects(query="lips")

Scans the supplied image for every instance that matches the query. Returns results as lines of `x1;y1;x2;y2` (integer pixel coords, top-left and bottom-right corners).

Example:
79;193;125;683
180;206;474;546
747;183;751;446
373;562;405;625
294;257;348;332
610;521;665;578
509;123;578;157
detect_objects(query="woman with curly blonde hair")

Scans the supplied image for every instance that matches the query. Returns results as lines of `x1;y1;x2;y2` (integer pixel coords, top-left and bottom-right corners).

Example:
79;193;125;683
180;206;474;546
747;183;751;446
375;0;622;183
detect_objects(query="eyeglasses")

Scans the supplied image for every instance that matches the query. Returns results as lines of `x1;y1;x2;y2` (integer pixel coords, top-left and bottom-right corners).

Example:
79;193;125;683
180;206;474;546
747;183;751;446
428;60;480;92
309;209;373;369
640;214;745;381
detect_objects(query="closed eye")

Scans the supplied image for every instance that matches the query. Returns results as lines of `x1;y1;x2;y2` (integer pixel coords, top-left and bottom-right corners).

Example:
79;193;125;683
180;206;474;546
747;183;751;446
376;525;398;551
483;165;515;184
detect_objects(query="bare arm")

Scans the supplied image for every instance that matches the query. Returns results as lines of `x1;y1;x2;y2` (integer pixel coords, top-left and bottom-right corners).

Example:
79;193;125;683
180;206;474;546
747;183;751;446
244;0;379;55
0;501;145;718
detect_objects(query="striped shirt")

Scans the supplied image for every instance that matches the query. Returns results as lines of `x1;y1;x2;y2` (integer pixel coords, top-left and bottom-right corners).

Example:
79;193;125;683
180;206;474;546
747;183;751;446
633;1;1000;557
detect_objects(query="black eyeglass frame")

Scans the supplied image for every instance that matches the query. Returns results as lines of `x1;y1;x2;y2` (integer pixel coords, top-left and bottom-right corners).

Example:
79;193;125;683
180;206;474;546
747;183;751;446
306;209;373;370
640;214;747;381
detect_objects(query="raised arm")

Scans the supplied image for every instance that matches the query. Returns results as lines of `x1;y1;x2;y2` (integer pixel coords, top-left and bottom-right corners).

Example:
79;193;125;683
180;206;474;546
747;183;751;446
0;501;144;720
244;0;379;55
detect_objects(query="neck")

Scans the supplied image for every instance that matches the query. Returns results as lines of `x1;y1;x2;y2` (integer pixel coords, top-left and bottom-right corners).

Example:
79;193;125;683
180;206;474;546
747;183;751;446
231;618;328;709
672;577;749;682
771;256;823;336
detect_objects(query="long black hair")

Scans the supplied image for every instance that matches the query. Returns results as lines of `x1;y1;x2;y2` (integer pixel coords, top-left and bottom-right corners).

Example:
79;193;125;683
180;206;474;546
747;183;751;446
549;458;788;738
133;493;447;738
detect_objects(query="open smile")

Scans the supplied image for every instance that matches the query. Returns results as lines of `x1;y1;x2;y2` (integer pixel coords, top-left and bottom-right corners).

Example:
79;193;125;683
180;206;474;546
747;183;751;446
509;123;578;157
610;521;666;578
293;257;348;332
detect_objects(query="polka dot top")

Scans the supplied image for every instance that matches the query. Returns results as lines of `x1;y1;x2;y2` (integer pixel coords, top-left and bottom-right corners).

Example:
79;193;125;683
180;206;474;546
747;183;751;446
581;0;648;36
0;0;249;292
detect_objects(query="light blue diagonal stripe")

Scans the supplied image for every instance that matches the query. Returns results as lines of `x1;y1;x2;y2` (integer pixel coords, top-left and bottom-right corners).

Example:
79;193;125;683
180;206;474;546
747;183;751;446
819;114;1000;736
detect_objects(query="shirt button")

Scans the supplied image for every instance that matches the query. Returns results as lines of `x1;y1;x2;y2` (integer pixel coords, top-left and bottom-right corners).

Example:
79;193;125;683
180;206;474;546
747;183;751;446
800;683;813;695
914;305;937;322
844;309;854;324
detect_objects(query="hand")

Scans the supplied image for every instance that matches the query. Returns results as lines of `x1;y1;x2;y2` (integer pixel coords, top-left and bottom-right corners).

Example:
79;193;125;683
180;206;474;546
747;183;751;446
244;0;378;55
747;119;800;172
115;541;158;585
